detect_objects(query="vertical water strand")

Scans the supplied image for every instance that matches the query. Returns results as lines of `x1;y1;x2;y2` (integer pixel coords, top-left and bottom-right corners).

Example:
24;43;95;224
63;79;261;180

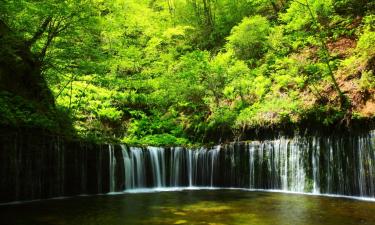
196;148;207;186
289;138;296;191
170;147;176;186
274;139;285;189
109;145;116;192
192;148;198;186
187;149;193;187
210;146;220;187
358;135;366;196
289;139;296;191
198;148;205;186
265;142;272;188
148;147;160;187
326;138;333;193
271;140;278;189
298;138;306;192
161;148;166;187
312;137;320;194
170;147;183;187
369;131;375;196
289;137;306;192
191;150;198;186
283;138;289;191
121;145;133;190
357;132;375;197
204;147;211;186
209;148;214;187
204;148;210;186
337;137;345;194
276;138;287;190
257;142;264;188
230;144;237;186
365;133;372;196
248;144;255;189
264;141;272;189
193;149;200;186
148;147;165;187
131;147;145;188
281;139;289;191
327;137;334;193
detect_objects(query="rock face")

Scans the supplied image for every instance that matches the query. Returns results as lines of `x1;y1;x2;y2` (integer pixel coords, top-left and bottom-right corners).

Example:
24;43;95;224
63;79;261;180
0;130;375;204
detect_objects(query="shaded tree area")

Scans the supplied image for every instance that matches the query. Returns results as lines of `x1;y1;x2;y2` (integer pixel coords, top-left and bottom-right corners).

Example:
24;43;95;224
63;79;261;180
0;0;100;132
0;17;54;106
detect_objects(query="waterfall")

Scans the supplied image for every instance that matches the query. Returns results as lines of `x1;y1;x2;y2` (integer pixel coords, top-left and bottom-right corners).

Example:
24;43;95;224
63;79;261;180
115;131;375;198
1;130;375;203
121;146;146;189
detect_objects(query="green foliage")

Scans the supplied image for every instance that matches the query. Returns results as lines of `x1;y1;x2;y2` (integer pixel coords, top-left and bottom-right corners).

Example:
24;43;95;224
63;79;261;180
172;0;263;49
357;16;375;57
226;16;271;61
302;105;346;126
124;134;189;147
236;96;302;128
0;91;70;132
360;70;375;89
281;0;334;31
123;110;189;146
1;0;374;146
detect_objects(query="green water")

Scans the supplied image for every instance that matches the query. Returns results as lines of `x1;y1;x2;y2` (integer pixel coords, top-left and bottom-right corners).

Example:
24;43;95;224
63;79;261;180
1;190;375;225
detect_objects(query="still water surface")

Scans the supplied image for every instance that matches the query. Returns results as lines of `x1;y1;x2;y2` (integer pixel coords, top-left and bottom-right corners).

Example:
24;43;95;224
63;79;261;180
1;189;375;225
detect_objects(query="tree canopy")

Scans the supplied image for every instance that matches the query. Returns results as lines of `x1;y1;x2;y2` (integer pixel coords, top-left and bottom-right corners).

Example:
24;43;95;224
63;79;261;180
0;0;374;146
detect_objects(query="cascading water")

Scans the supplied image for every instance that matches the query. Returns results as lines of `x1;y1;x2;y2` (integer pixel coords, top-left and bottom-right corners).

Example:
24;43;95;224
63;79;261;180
170;147;183;187
121;146;146;189
110;131;375;198
1;130;375;203
148;147;166;187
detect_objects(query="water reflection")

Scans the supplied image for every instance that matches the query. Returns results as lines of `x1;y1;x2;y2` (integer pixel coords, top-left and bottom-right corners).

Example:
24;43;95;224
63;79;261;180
1;190;375;225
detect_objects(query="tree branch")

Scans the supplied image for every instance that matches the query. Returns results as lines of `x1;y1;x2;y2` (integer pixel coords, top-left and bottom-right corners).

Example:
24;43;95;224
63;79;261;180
297;0;349;109
26;16;52;47
39;30;55;61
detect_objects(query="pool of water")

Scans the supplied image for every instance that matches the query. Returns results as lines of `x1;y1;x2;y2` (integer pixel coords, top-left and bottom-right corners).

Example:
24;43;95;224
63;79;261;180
1;189;375;225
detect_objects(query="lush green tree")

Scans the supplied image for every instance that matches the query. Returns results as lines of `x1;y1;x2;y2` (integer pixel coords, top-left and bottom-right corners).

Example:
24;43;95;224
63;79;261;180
226;16;271;62
282;0;349;109
1;0;374;145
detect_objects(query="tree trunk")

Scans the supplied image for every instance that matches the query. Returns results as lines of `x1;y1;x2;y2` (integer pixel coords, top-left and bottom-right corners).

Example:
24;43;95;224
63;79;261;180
0;20;55;108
